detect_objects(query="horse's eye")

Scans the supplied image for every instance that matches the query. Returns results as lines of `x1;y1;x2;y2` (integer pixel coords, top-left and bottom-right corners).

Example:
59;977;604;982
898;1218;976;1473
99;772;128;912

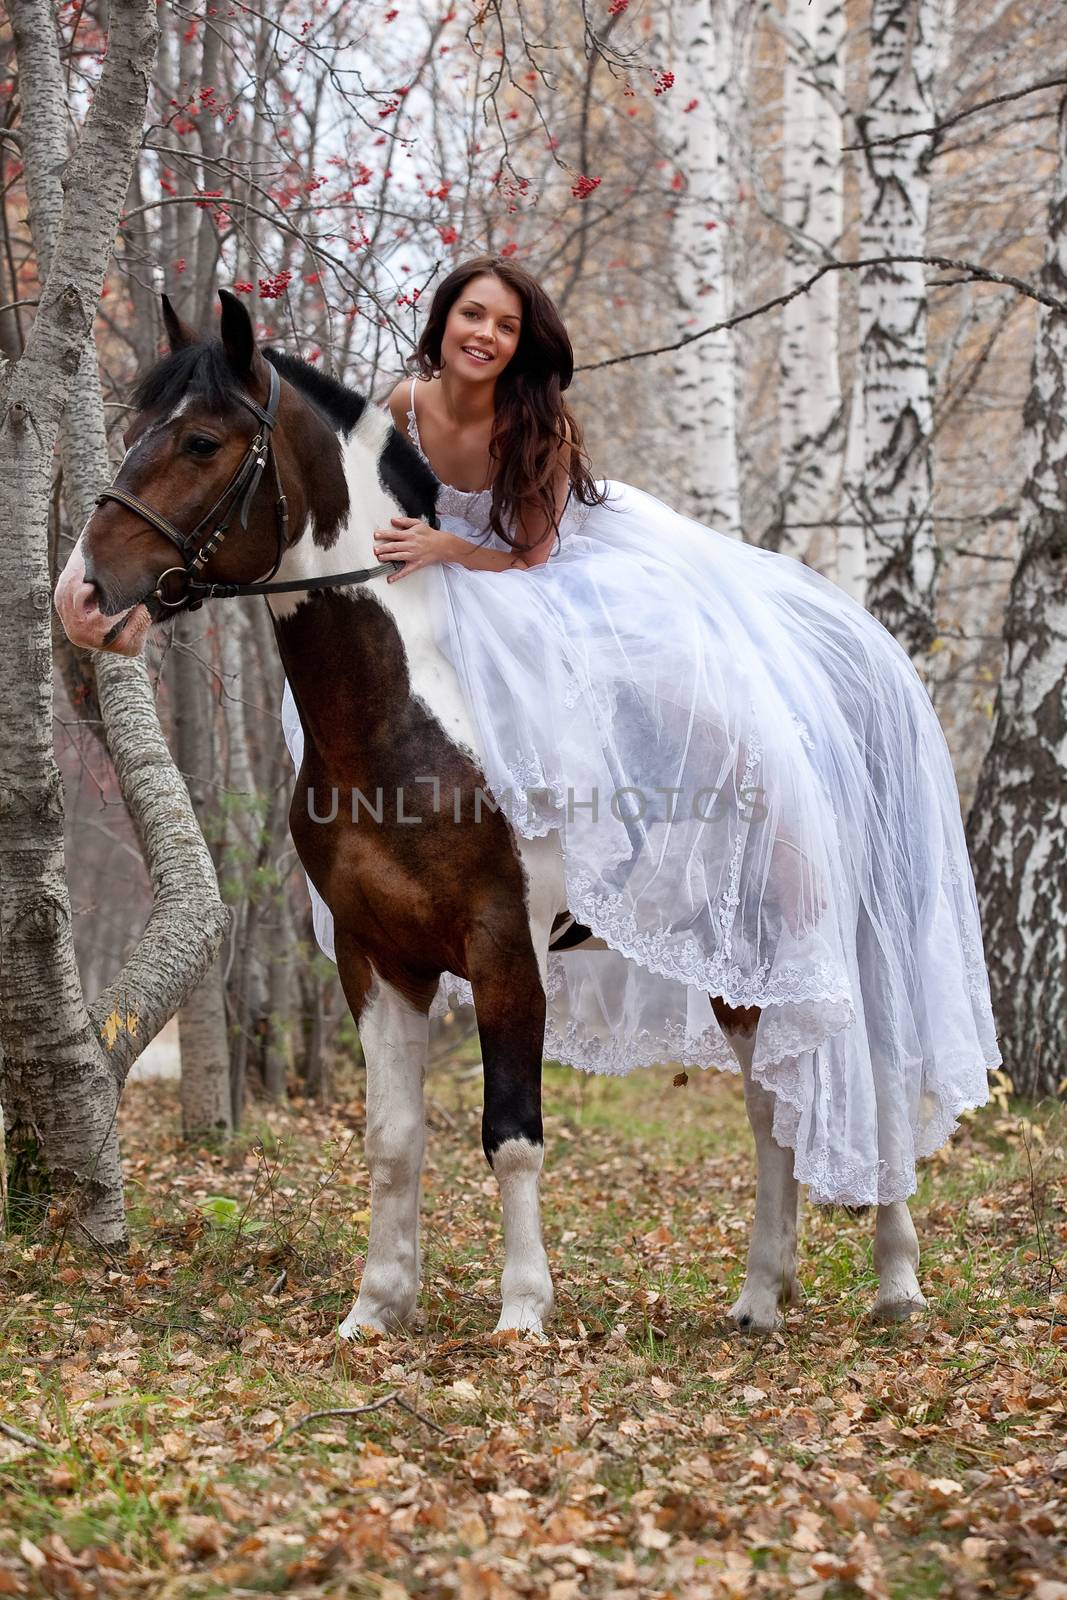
186;435;220;457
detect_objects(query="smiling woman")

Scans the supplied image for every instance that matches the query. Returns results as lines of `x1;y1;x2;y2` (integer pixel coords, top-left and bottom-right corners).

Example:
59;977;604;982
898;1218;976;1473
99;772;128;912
380;255;609;563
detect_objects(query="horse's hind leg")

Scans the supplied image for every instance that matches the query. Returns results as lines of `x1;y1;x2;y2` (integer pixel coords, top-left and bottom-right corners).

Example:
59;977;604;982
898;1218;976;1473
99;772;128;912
337;956;432;1337
715;1001;802;1332
872;1200;927;1320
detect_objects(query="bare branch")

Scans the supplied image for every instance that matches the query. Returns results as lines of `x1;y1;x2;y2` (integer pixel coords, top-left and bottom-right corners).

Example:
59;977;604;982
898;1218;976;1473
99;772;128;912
576;255;1064;373
843;72;1067;151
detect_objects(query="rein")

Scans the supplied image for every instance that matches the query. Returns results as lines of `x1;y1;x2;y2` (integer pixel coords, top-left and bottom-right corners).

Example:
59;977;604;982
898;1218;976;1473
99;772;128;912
95;364;406;615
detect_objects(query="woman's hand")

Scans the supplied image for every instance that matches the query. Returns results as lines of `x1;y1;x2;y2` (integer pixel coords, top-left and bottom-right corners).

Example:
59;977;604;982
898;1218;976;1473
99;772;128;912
373;517;462;582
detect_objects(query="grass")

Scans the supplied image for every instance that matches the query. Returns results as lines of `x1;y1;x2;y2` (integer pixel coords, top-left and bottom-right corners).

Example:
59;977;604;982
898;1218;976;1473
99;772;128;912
0;1049;1063;1598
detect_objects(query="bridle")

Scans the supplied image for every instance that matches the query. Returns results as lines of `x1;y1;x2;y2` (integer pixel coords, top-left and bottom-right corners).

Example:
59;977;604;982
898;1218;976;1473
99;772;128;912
95;364;407;616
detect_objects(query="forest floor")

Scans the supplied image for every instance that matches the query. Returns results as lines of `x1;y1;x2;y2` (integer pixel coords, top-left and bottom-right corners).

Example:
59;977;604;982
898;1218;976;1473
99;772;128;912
0;1033;1064;1599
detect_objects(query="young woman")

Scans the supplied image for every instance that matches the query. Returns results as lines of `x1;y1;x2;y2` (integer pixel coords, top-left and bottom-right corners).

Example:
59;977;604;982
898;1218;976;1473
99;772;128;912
281;253;1001;1209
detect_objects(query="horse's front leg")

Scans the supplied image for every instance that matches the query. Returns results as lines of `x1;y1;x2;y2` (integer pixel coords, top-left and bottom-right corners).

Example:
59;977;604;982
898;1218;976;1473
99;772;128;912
469;939;554;1335
336;957;431;1337
718;1007;802;1332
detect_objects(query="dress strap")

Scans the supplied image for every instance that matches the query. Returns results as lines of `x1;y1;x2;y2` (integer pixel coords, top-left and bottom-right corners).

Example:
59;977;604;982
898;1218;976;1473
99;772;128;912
406;375;425;459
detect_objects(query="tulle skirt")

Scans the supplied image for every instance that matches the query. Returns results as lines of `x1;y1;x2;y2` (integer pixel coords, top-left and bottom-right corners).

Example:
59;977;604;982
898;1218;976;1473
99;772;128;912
281;480;1001;1206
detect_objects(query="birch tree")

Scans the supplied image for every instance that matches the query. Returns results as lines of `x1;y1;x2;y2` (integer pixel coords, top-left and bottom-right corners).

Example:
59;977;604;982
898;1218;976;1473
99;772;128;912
775;0;846;572
966;94;1067;1103
668;0;744;535
0;0;227;1243
849;0;943;653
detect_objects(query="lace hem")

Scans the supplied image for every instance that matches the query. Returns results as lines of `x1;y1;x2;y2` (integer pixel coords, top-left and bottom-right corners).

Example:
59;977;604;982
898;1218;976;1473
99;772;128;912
429;967;999;1206
562;862;855;1016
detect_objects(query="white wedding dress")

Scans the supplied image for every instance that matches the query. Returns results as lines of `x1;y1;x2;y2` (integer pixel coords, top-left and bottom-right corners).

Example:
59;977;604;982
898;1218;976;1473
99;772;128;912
280;383;1001;1207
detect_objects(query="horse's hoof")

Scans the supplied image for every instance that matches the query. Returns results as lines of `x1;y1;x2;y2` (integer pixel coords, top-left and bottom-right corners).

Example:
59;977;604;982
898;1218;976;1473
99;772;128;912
494;1306;548;1336
727;1290;783;1334
728;1272;802;1332
337;1317;385;1342
338;1301;411;1339
870;1294;928;1324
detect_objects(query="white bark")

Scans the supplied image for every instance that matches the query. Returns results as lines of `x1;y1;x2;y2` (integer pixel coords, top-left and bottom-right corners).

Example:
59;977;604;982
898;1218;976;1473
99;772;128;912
776;0;846;570
852;0;943;654
0;0;227;1242
669;0;743;536
967;95;1067;1102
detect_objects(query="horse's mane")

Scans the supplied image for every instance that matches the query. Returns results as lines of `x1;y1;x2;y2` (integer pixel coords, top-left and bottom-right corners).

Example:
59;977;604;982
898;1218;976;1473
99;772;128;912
262;347;370;436
131;339;370;437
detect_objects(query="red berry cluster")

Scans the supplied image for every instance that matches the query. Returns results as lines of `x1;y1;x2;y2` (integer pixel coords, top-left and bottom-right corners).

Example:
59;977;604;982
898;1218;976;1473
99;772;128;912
258;269;293;300
571;174;601;200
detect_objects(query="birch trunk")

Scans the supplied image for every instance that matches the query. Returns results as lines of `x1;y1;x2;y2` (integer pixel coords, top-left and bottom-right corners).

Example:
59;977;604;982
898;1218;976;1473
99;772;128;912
217;610;267;1112
0;0;228;1242
852;0;942;654
170;612;234;1138
670;0;742;536
838;371;868;601
966;95;1067;1103
776;0;845;571
177;965;233;1139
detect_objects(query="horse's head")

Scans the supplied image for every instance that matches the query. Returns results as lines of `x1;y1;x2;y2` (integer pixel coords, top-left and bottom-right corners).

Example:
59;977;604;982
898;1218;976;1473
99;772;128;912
55;289;320;655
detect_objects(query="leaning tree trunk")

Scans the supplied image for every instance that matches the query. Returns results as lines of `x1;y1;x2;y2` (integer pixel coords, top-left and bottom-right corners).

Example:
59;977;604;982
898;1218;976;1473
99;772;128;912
966;95;1067;1103
669;0;743;536
776;0;846;572
851;0;942;655
0;0;228;1243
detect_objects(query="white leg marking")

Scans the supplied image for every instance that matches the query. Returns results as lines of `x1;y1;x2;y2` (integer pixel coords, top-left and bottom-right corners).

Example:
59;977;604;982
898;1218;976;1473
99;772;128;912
727;1028;802;1332
493;1137;553;1334
872;1200;927;1320
339;977;427;1337
484;833;565;1336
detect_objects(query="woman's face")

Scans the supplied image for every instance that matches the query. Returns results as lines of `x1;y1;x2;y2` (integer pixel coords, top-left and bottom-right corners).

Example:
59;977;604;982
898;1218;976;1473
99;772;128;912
440;273;523;381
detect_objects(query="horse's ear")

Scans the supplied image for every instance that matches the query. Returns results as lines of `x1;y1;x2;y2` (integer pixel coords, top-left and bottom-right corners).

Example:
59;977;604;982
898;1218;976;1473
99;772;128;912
219;287;256;377
161;294;198;352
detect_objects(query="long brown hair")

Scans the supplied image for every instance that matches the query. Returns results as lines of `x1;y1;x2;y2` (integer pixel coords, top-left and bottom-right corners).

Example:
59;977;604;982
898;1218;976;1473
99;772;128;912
409;255;608;551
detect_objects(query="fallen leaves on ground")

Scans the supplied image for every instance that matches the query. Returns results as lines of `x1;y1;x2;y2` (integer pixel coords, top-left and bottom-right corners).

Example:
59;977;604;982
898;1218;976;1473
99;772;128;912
0;1055;1063;1597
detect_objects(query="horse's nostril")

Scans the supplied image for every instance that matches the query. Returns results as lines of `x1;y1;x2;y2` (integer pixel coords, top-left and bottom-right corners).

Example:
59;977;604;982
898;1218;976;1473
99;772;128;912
73;577;102;618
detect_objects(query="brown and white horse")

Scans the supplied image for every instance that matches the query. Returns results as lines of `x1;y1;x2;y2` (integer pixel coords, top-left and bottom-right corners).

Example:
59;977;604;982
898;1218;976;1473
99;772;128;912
54;292;927;1334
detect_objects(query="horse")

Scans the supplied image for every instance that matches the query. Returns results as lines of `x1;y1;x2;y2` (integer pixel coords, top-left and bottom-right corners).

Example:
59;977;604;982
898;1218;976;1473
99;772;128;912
54;289;928;1335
